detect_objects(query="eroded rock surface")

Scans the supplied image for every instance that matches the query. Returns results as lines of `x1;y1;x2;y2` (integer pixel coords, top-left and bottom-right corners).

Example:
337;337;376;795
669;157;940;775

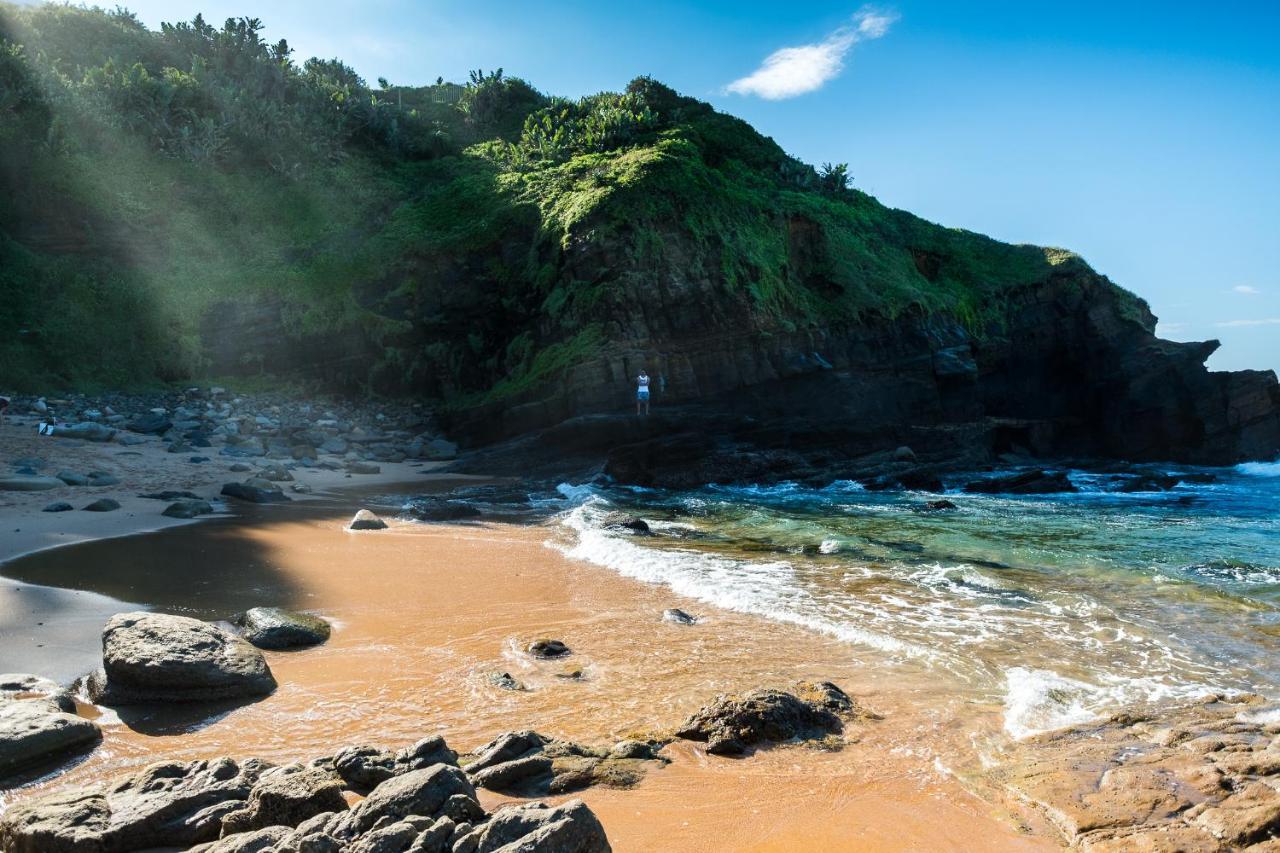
996;694;1280;851
237;607;331;650
87;612;277;704
462;730;664;796
674;681;873;755
0;699;100;778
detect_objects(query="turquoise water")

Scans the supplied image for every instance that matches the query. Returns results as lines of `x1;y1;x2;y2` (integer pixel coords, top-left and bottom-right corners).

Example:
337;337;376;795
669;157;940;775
551;462;1280;737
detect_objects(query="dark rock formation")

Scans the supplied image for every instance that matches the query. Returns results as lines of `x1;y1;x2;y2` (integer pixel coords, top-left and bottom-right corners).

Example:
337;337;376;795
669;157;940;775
324;736;459;794
82;498;121;512
218;765;347;835
662;608;698;625
162;499;213;518
87;612;277;704
674;681;873;756
462;730;663;796
526;639;570;659
962;470;1077;495
236;607;331;650
220;479;291;504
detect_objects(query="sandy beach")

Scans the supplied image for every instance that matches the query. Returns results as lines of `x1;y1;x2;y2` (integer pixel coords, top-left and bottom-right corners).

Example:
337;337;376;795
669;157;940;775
0;416;1054;851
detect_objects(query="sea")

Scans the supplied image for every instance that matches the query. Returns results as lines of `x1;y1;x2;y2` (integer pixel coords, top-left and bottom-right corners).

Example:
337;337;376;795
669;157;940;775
542;461;1280;739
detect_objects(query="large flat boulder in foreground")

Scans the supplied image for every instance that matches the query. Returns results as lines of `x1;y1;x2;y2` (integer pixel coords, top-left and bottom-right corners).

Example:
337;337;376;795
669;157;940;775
87;612;276;705
0;700;101;779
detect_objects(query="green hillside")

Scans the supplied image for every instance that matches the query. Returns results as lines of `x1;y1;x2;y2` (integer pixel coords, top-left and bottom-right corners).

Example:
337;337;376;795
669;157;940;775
0;4;1135;399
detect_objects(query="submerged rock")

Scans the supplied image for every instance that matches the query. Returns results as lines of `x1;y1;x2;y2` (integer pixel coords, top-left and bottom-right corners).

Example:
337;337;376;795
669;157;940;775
527;639;570;659
0;699;101;779
662;608;698;625
162;499;213;519
348;509;388;530
88;612;276;704
962;469;1077;494
236;607;330;650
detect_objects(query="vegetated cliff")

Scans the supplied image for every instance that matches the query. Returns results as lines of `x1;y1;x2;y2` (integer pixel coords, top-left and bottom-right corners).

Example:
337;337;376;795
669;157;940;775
1;5;1276;474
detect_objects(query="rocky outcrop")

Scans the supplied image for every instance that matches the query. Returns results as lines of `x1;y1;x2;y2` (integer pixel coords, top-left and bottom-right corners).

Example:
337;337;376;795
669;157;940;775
0;736;613;853
324;736;460;794
462;731;663;796
448;264;1280;485
0;757;267;852
996;693;1280;851
674;681;874;755
0;699;100;778
236;607;331;650
87;612;277;705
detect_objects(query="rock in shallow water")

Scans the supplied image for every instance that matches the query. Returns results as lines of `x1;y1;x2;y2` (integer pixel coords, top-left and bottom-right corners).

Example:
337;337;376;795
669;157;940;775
0;699;101;778
162;499;213;519
963;469;1077;494
662;608;698;625
348;509;388;530
527;639;570;659
674;681;867;756
236;607;330;650
220;479;290;504
88;612;276;704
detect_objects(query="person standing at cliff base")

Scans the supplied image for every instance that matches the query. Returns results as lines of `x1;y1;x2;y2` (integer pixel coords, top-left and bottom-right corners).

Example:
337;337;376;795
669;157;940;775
636;370;651;416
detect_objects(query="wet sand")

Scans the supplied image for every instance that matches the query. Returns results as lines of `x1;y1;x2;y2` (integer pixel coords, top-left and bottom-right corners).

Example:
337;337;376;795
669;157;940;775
0;496;1055;850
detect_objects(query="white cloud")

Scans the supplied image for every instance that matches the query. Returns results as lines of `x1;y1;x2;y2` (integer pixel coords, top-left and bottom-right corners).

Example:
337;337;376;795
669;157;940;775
1233;285;1261;295
1215;318;1280;327
727;7;898;100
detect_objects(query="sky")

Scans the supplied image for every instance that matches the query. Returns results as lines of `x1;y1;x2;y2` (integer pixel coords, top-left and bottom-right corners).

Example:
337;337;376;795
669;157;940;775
59;0;1280;373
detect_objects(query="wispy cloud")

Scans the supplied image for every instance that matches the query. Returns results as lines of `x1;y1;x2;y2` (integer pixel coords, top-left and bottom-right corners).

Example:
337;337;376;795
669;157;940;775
726;7;898;100
1233;285;1262;295
1215;318;1280;327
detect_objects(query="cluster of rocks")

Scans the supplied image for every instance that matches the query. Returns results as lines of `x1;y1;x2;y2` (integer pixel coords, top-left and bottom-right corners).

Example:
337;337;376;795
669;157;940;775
2;388;457;474
0;675;100;780
996;693;1280;851
0;749;612;853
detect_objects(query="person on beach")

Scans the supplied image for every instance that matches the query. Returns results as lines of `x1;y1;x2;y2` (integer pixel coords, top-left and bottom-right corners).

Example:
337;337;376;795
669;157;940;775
636;370;651;416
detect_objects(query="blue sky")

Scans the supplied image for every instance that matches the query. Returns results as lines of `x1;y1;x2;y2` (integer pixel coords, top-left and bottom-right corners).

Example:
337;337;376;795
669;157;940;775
89;0;1280;373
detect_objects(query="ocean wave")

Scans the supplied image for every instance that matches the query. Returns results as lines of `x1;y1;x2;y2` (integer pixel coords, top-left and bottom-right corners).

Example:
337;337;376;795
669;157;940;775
1237;461;1280;478
1002;667;1207;739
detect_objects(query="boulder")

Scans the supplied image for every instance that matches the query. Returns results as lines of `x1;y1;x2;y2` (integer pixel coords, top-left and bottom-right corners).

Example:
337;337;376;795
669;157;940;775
349;509;388;531
87;612;276;704
0;476;63;492
923;499;958;511
424;439;458;461
662;608;698;625
346;461;382;475
82;498;121;512
50;423;116;442
162;499;213;519
42;502;73;513
962;469;1077;494
1117;474;1182;492
407;500;482;521
893;445;917;461
193;826;291;853
327;736;459;794
140;489;203;501
527;639;570;659
55;470;89;486
0;757;265;853
256;464;293;482
87;471;120;486
237;607;331;650
0;700;101;778
219;765;347;835
126;412;172;434
220;479;291;504
343;765;478;835
602;514;650;535
674;684;854;755
467;800;610;853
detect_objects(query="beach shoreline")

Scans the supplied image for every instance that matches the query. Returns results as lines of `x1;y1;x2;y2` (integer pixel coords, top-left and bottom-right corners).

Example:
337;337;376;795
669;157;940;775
0;414;1055;850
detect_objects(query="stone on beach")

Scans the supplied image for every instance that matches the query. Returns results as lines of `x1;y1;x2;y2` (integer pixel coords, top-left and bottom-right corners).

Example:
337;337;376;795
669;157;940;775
219;765;347;835
162;499;213;518
346;460;381;475
220;478;291;503
467;799;610;853
0;475;63;491
82;498;120;512
527;639;570;658
674;682;865;756
662;608;698;625
348;509;388;530
325;735;459;794
87;612;276;705
42;501;73;512
0;757;266;853
0;699;101;779
236;607;331;650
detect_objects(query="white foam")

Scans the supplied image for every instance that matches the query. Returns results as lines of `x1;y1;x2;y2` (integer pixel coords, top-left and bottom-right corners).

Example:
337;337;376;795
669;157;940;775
1237;461;1280;478
550;497;923;658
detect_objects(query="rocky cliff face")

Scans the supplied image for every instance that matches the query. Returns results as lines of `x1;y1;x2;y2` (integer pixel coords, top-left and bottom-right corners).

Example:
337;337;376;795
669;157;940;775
443;220;1280;482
